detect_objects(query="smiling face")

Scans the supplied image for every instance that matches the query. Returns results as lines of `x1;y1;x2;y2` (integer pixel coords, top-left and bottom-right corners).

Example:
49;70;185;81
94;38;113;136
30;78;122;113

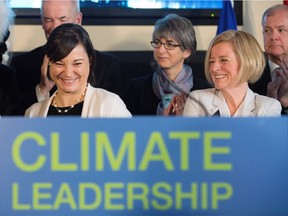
263;8;288;62
208;42;240;90
49;44;90;95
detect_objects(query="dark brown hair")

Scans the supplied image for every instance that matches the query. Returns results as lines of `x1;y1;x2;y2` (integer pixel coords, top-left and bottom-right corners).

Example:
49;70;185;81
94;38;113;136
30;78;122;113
46;23;96;85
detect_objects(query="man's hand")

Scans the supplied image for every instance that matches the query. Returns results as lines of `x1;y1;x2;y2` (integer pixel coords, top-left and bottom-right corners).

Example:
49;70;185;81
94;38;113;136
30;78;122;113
267;77;281;100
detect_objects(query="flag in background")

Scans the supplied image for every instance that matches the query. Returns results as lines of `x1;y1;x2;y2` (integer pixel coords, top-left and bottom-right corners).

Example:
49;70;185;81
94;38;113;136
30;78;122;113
216;0;237;35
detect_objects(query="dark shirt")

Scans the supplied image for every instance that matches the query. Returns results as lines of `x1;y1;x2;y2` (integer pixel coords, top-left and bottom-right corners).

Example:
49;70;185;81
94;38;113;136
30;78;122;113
249;62;271;96
250;62;287;115
124;73;211;115
10;45;123;112
0;63;22;115
48;101;83;116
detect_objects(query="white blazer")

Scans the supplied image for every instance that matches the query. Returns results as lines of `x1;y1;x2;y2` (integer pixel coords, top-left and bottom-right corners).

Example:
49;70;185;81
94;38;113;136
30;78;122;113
183;88;282;117
25;84;132;118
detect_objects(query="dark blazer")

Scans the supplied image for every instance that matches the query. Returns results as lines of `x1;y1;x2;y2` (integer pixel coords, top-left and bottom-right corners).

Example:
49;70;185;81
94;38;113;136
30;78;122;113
249;62;271;96
0;63;21;115
10;45;123;111
249;62;288;115
124;73;211;115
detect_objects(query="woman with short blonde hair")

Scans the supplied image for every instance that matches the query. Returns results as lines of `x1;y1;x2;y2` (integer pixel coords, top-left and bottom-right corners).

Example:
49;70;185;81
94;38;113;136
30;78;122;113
184;30;281;117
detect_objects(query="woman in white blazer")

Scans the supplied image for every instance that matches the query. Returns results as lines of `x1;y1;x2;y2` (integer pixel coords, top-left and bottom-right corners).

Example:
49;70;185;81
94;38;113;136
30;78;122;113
183;30;281;117
25;23;131;118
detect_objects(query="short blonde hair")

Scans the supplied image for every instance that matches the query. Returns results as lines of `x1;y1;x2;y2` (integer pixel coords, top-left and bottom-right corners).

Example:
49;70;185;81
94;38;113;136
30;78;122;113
204;30;265;86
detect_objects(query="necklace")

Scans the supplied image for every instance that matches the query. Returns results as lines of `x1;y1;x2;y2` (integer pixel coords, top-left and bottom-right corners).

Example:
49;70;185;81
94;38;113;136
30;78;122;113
52;86;87;113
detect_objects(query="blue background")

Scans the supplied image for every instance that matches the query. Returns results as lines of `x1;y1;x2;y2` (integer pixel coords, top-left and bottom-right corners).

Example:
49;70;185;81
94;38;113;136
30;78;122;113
0;117;287;216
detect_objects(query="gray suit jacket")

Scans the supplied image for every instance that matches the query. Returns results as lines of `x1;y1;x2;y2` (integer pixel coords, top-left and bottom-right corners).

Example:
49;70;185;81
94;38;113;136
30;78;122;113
183;88;281;117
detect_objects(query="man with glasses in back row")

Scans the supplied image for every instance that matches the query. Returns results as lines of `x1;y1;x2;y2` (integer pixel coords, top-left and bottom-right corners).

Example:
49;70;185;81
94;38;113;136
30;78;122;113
10;0;123;113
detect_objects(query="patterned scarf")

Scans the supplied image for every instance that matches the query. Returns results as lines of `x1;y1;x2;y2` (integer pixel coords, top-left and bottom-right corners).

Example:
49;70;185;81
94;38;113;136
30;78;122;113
152;64;193;115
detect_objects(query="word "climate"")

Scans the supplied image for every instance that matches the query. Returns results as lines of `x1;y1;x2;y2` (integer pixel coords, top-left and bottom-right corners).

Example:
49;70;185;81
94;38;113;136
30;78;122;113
12;131;232;172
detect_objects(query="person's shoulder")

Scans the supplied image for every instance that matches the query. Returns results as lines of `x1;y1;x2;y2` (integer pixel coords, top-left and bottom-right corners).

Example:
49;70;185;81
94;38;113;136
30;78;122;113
129;73;153;84
192;76;211;90
0;63;16;83
0;63;15;73
89;86;121;99
94;50;117;60
126;74;153;91
11;46;45;62
24;99;45;117
254;93;281;105
190;87;214;96
253;92;282;115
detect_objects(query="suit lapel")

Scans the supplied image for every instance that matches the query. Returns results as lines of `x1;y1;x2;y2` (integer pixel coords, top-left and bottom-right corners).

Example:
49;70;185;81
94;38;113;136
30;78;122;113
211;89;225;115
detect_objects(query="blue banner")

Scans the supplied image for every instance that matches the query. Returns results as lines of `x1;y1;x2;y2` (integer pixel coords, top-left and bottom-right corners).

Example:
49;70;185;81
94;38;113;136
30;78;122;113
0;117;287;216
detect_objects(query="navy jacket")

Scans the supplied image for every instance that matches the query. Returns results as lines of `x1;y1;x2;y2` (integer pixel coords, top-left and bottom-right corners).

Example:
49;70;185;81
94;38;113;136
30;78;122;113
0;63;21;115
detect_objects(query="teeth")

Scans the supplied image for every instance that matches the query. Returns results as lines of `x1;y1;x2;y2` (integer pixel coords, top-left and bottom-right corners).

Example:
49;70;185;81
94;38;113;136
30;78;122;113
62;78;76;83
215;74;226;79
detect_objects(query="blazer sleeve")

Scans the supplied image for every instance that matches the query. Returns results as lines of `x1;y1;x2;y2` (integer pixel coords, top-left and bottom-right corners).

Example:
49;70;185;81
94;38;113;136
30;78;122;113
183;90;202;116
265;99;282;117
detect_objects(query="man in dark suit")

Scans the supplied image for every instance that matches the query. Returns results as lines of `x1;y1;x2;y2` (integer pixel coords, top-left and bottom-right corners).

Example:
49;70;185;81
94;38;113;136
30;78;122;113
0;63;21;115
10;0;123;112
250;4;288;115
0;2;22;115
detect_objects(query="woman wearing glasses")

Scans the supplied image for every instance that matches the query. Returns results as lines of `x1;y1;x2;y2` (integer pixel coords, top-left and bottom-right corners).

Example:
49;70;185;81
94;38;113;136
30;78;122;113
124;13;210;115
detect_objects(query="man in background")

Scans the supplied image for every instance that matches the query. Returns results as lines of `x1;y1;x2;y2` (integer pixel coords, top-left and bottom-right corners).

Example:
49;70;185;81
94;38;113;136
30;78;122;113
0;1;21;115
10;0;123;112
250;4;288;114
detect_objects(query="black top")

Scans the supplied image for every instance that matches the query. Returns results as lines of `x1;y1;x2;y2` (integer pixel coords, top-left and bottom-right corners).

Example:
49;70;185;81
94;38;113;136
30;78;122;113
0;63;22;115
124;73;211;115
249;62;271;96
10;45;123;112
48;101;84;116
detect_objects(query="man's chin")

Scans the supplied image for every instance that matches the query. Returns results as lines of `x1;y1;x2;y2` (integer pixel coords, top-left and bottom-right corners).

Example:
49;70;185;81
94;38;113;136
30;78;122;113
267;50;285;58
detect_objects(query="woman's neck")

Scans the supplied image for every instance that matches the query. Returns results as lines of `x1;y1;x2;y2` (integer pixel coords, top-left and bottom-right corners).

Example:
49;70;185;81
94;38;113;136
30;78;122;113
164;64;184;81
221;82;248;116
54;85;87;107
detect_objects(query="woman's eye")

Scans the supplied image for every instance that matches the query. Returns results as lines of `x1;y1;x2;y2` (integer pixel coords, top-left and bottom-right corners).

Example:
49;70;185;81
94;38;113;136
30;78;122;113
166;43;173;47
54;62;63;66
74;62;83;66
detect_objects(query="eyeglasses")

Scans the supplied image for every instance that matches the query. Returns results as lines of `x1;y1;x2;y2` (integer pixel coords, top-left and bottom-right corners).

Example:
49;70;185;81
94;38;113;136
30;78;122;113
150;40;182;50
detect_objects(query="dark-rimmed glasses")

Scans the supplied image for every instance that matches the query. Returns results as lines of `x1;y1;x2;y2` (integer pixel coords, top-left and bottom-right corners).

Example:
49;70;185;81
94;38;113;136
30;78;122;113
150;40;182;50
